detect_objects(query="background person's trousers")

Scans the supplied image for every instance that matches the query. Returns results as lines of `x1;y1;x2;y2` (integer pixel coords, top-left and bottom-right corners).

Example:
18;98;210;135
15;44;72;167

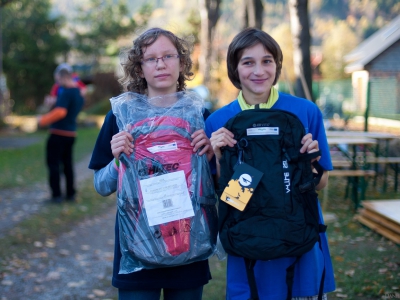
46;134;76;198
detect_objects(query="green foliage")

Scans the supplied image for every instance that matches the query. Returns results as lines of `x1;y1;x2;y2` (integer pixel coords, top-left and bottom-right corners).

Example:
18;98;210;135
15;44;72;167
185;9;201;44
319;0;348;19
2;0;69;113
320;21;359;80
72;0;151;64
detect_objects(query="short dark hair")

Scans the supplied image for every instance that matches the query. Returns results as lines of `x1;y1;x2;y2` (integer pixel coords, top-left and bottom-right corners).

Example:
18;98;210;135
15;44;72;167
227;27;283;89
119;27;194;94
57;68;72;79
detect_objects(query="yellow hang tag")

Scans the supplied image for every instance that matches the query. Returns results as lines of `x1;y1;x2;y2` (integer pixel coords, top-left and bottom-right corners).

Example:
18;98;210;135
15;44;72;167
220;163;263;211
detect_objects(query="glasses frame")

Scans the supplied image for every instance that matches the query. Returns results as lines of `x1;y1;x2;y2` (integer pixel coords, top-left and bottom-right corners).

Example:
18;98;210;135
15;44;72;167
141;54;180;67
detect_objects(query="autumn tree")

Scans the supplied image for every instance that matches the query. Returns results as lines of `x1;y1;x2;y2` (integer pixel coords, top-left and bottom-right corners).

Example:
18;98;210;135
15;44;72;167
71;0;152;71
270;24;295;93
289;0;313;101
243;0;264;29
2;0;69;113
0;0;14;117
199;0;222;86
320;21;359;80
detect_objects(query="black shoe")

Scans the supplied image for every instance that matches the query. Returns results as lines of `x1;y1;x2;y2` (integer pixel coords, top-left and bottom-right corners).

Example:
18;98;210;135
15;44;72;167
65;195;76;202
45;196;63;204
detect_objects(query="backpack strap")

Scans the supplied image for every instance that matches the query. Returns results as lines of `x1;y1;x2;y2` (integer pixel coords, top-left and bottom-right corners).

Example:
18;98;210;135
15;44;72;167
244;258;259;300
317;237;326;300
285;239;326;300
285;256;300;300
298;152;324;193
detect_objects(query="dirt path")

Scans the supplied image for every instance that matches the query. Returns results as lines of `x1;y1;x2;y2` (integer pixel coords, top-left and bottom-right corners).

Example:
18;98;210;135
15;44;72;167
0;155;118;299
0;155;95;238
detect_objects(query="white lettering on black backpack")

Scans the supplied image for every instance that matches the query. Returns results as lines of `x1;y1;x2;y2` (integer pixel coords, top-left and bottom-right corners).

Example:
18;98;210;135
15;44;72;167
218;109;326;300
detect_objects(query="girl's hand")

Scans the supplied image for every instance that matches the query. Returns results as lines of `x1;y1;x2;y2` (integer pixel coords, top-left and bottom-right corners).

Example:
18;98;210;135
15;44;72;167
110;131;134;159
210;127;237;161
300;133;320;163
191;129;214;162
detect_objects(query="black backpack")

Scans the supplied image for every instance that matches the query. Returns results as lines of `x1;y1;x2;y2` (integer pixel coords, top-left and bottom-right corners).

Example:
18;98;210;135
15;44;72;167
217;108;326;300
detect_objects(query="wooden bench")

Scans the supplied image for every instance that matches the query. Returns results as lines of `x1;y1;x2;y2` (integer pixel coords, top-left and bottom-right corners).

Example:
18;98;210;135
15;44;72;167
331;157;400;192
366;157;400;192
331;160;352;168
366;157;400;164
329;169;376;177
323;169;376;211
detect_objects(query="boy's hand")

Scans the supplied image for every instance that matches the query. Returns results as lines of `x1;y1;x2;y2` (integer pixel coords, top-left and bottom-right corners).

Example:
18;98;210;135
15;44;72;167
210;127;237;161
300;133;320;163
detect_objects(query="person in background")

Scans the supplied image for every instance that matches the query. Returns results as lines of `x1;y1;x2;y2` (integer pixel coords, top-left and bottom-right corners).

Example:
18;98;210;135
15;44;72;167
44;63;87;109
206;27;335;300
38;68;84;203
88;28;214;300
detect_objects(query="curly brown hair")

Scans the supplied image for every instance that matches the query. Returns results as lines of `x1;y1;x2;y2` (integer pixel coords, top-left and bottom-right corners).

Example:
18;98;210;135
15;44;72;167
119;28;194;94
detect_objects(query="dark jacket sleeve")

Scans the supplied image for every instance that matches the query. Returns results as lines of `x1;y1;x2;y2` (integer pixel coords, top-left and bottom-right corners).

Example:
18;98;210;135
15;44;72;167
88;110;119;170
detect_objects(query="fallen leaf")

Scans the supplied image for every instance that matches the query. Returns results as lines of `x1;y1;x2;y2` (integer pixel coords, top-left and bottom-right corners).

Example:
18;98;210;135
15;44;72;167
31;252;48;258
45;239;56;248
59;249;70;256
67;280;86;288
379;268;388;274
81;244;90;250
46;271;60;280
1;280;13;286
335;256;345;262
377;246;386;252
33;241;43;248
93;289;106;296
336;293;348;298
345;269;355;277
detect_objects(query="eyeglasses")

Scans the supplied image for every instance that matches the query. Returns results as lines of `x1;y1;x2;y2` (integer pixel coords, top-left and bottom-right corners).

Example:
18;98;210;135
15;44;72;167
141;54;180;66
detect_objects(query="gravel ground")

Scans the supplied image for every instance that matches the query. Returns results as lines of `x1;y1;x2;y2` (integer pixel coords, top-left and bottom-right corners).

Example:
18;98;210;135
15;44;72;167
0;154;118;300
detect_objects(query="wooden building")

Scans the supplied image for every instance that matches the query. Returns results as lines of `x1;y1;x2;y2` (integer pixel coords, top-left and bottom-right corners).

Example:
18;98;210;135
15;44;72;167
344;16;400;118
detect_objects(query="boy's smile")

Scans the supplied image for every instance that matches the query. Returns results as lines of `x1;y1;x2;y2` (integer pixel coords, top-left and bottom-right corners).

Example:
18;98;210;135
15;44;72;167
237;43;277;105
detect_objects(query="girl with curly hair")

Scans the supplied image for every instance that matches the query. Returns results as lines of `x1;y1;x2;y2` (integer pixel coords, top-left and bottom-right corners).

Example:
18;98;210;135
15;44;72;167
89;28;214;300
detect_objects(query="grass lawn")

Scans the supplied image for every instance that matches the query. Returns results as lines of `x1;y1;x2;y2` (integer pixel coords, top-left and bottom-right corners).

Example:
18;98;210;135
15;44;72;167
323;177;400;300
0;127;99;189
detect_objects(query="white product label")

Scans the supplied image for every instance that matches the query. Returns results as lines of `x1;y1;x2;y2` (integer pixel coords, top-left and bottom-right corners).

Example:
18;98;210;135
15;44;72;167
139;170;194;226
147;142;178;153
247;127;279;136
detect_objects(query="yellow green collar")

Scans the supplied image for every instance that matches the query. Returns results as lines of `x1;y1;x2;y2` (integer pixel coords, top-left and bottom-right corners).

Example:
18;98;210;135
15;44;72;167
238;86;279;110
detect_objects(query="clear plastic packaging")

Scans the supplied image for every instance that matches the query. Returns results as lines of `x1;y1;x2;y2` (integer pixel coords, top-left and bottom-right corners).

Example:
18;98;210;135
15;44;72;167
111;91;218;273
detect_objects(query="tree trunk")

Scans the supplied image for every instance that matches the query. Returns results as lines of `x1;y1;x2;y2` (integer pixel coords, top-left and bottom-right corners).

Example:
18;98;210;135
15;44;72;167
199;0;221;87
0;6;5;117
243;0;264;29
289;0;313;101
0;1;14;117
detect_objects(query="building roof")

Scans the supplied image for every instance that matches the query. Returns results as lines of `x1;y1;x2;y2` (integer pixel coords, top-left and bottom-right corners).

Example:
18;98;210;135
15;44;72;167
344;15;400;73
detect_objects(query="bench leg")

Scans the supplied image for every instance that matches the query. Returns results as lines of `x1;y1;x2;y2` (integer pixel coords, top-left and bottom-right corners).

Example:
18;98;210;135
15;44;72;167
351;176;359;210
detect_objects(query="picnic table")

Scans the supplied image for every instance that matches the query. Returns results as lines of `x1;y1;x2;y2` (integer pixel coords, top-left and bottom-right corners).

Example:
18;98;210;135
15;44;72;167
326;136;377;209
327;131;399;191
